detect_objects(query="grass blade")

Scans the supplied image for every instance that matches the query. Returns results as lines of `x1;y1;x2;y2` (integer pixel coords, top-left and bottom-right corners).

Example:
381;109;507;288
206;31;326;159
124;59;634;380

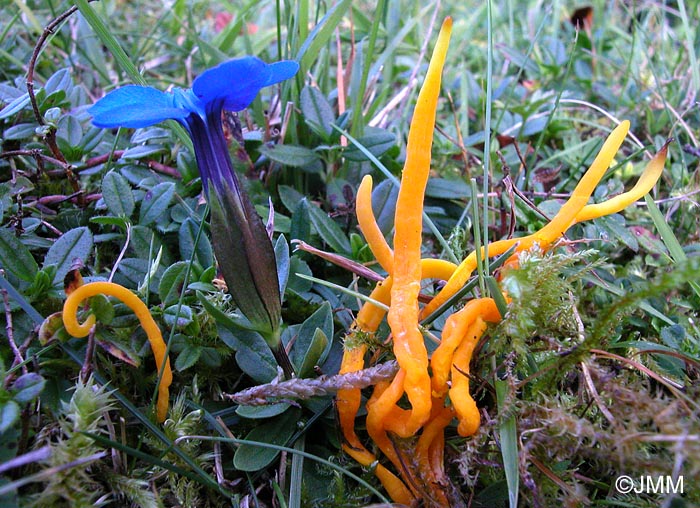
295;0;351;71
644;195;700;298
495;378;519;508
75;0;192;150
74;0;143;85
60;345;224;495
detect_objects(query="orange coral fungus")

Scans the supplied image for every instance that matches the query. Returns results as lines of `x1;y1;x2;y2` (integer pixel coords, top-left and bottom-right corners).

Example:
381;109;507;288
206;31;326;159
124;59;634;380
337;13;667;506
63;281;172;422
381;14;453;437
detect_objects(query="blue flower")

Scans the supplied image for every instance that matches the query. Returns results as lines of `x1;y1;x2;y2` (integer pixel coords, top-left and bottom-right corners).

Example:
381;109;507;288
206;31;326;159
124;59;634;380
90;57;299;377
89;56;298;195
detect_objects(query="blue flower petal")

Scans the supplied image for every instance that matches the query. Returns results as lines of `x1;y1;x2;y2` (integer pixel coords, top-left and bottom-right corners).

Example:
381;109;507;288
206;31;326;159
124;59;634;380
89;85;189;129
193;57;298;112
263;60;300;86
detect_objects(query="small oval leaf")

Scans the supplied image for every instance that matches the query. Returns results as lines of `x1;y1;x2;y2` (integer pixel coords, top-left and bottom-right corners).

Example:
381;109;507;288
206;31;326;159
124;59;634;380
236;402;290;419
297;328;328;379
175;344;201;371
0;228;38;282
306;199;351;253
291;302;333;376
233;408;300;471
158;261;189;306
300;86;335;138
11;373;46;404
343;128;396;162
0;401;20;433
102;172;135;217
258;144;321;170
139;182;175;226
179;218;213;268
43;227;93;284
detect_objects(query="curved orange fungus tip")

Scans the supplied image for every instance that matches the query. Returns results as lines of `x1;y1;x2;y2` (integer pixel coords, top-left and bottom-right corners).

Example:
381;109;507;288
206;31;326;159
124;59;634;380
357;174;394;274
62;281;172;422
422;119;638;318
575;139;669;223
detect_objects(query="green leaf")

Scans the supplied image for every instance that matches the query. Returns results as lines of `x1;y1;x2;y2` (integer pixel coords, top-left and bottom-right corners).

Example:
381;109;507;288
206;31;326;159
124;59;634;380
236;402;290;419
0;93;30;120
236;340;278;383
343;127;396;162
286;256;313;295
131;127;171;144
496;379;519;508
371;178;398;237
289;198;311;243
291;302;333;377
278;185;305;214
596;214;638;252
199;347;222;368
115;258;161;291
497;43;539;74
43;227;93;284
90;216;129;229
274;235;290;299
175;344;201;371
179;218;213;268
56;115;83;150
163;304;193;328
425;177;471;200
44;68;72;95
233;407;300;471
10;373;45;404
296;0;352;71
74;0;143;83
209;180;281;338
300;86;335;138
139;182;175;226
660;324;685;349
102;171;135;218
297;328;328;379
257;144;322;172
89;294;114;324
158;262;189;306
0;401;20;433
3;176;34;197
645;195;700;299
121;144;166;159
129;225;169;264
0;229;38;282
2;123;36;140
205;295;281;378
305;199;351;253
